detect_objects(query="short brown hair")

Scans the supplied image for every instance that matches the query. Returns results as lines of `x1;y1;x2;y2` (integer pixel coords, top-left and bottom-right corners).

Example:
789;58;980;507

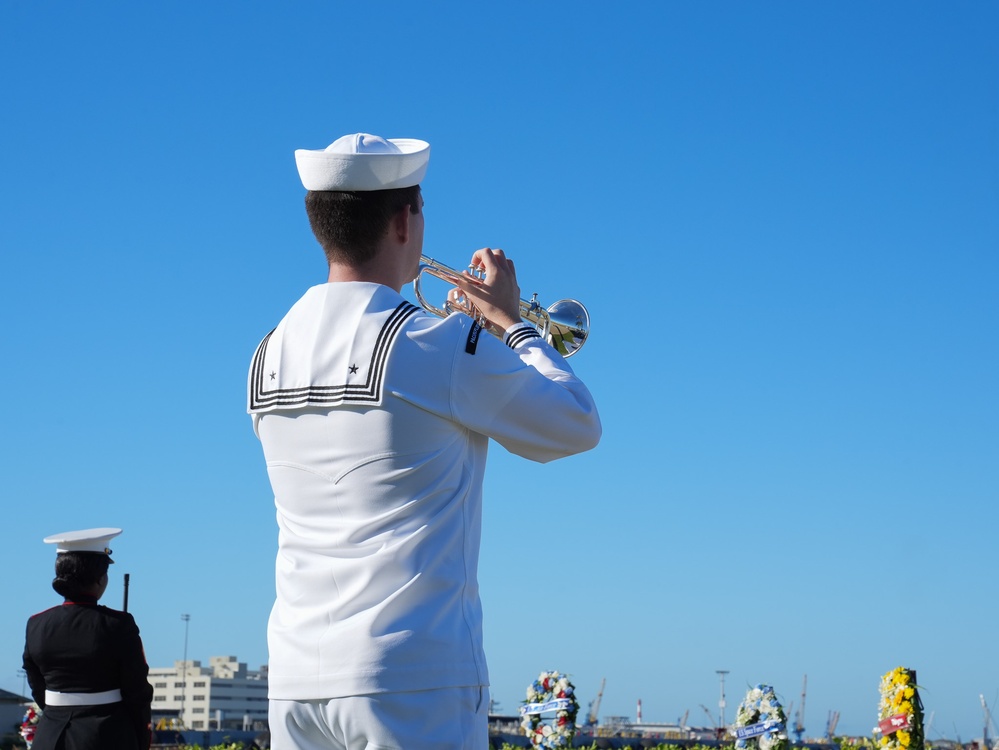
305;186;421;266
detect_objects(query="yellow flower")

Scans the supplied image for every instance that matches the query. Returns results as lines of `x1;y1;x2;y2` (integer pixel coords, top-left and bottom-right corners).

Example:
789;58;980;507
904;687;914;699
881;737;890;746
897;730;911;747
899;701;912;715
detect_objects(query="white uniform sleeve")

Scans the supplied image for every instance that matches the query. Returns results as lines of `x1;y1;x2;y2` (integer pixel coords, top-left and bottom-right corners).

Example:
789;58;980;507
449;321;601;463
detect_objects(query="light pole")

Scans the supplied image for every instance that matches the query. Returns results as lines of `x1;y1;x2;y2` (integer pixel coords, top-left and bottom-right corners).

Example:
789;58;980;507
716;669;729;737
180;614;191;728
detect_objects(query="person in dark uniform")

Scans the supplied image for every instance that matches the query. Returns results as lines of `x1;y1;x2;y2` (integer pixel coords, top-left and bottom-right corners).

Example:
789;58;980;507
22;528;153;750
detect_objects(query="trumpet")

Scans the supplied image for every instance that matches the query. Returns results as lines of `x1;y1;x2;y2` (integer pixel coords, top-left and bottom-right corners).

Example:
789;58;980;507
413;255;590;357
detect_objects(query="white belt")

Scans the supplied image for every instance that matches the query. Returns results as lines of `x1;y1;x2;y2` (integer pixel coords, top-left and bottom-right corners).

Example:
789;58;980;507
45;689;122;706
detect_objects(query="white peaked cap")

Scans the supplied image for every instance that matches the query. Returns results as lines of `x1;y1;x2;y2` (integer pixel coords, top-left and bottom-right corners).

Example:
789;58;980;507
294;133;430;191
44;527;122;560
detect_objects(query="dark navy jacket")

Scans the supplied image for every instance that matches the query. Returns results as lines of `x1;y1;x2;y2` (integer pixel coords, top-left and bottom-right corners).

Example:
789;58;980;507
23;596;153;750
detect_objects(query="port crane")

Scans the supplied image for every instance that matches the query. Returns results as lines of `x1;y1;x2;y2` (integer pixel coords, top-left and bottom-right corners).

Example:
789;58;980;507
981;694;999;750
793;675;807;742
700;705;716;727
701;704;726;740
826;711;840;739
585;678;606;727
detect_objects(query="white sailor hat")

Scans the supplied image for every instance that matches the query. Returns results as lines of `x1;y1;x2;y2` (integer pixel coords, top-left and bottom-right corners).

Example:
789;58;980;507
43;527;122;562
294;133;430;192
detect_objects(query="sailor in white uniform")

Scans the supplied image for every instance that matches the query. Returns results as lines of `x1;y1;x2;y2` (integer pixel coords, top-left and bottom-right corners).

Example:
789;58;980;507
249;133;601;750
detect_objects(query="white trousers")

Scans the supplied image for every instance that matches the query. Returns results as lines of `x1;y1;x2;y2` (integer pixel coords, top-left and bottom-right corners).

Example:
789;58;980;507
269;686;489;750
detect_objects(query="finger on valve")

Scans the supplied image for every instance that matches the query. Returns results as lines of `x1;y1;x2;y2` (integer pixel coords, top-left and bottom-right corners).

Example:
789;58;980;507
468;247;505;277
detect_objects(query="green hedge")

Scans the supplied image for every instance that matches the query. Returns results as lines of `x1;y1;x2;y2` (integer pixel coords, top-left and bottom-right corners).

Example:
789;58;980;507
176;744;719;750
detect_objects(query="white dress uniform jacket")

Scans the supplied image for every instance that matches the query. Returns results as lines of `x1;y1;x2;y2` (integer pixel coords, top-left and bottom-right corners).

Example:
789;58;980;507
248;282;600;700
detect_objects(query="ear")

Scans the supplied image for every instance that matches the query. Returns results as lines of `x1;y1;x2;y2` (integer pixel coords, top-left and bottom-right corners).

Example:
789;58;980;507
390;204;412;245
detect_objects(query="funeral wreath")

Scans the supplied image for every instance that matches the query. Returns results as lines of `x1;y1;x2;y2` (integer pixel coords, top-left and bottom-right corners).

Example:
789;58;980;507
734;684;789;750
520;669;579;749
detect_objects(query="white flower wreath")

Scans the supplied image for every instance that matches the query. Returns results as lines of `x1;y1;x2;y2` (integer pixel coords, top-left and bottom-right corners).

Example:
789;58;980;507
519;670;579;749
734;684;789;750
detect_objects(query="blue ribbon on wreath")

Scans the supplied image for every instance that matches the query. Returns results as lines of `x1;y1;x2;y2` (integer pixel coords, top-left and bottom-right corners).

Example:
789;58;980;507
736;720;786;740
520;698;574;716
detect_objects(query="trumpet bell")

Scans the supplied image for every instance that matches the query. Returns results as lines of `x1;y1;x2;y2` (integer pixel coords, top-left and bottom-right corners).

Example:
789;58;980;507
541;299;589;358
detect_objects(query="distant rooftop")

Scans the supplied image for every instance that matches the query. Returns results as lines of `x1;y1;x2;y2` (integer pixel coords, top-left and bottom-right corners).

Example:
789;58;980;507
0;688;30;704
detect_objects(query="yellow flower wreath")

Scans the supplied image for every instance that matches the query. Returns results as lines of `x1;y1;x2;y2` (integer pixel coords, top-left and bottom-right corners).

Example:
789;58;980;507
877;667;924;750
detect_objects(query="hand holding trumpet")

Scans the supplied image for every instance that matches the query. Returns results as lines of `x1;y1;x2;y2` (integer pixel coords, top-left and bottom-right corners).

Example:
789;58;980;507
448;248;522;333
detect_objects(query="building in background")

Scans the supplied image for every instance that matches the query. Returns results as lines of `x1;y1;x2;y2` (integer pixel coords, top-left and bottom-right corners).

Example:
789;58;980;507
148;655;268;731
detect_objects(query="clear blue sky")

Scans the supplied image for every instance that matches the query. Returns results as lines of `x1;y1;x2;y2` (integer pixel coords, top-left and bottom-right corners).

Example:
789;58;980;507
2;1;997;742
